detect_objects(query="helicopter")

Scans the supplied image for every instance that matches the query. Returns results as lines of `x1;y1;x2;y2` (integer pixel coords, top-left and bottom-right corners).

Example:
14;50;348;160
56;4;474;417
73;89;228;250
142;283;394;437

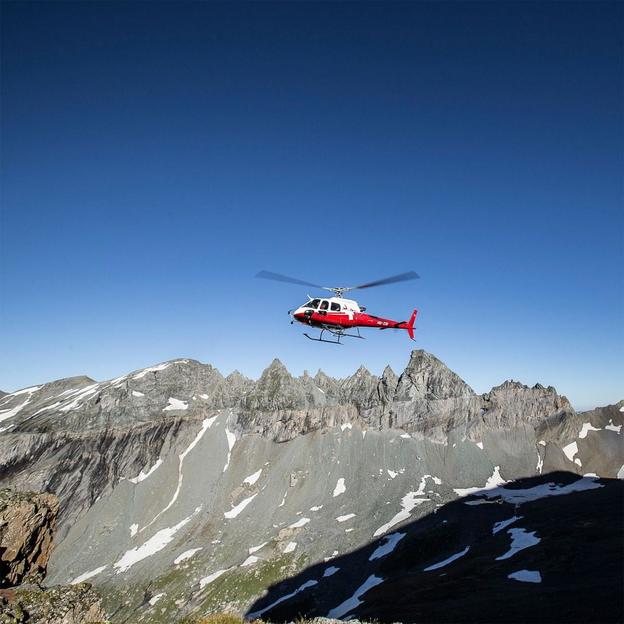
256;270;419;344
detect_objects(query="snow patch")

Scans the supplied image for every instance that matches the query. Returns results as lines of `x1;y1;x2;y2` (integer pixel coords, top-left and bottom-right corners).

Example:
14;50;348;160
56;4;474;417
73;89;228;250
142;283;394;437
199;569;227;589
283;541;297;553
288;517;310;529
327;574;384;619
579;422;601;438
248;579;318;620
128;458;163;484
70;565;107;584
243;469;262;486
223;427;237;472
174;548;202;564
606;420;622;433
453;466;507;497
492;516;522;535
333;478;346;497
369;532;405;561
336;514;356;523
562;441;578;461
115;508;199;572
132;390;144;397
508;569;542;583
224;494;257;519
129;523;138;537
0;386;43;422
248;542;267;554
163;397;188;412
424;546;470;571
340;423;352;431
241;555;259;567
1;385;41;398
149;593;164;606
133;363;171;379
496;528;540;560
373;491;428;536
464;477;604;505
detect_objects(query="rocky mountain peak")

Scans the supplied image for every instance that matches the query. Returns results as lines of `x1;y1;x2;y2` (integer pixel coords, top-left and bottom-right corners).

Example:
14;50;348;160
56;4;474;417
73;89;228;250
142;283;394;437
382;364;396;379
478;376;573;431
225;370;247;383
353;365;372;377
266;357;287;372
243;358;304;412
395;349;476;401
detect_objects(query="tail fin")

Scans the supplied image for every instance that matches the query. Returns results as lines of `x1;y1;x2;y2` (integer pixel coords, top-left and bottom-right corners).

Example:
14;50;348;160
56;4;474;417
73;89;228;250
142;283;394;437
406;309;418;340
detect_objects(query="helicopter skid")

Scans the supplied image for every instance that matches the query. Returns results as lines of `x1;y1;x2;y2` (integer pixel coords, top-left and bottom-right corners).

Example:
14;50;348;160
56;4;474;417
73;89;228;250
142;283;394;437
304;326;364;345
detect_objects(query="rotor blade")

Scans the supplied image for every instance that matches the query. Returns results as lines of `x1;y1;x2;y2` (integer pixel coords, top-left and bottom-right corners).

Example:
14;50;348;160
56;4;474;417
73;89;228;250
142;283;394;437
352;271;420;290
255;270;323;289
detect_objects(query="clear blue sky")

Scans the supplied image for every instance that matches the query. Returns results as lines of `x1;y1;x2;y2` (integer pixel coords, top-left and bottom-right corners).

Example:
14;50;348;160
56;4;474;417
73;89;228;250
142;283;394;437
1;1;622;410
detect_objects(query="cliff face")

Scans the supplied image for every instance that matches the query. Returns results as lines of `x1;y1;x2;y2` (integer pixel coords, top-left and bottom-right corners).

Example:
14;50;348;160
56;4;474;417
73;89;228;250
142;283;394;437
0;490;58;587
0;351;621;623
0;488;107;623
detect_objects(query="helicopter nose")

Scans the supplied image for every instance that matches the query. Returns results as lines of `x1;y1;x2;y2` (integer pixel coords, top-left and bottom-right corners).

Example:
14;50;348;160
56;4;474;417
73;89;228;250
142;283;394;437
291;309;307;323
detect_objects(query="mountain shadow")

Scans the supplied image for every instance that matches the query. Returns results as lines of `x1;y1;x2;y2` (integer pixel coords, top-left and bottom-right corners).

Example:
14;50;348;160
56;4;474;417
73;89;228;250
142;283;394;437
246;472;623;623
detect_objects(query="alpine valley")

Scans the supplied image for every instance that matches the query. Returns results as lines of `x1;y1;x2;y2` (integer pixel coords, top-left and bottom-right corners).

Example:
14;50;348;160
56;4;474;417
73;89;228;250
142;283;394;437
0;350;622;623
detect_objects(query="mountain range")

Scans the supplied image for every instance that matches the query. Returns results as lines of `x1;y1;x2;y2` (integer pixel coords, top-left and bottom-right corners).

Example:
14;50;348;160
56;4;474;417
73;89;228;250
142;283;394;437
0;350;621;623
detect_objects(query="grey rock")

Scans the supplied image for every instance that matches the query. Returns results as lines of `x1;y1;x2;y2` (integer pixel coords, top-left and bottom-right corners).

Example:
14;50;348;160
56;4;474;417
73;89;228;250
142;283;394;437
0;350;621;623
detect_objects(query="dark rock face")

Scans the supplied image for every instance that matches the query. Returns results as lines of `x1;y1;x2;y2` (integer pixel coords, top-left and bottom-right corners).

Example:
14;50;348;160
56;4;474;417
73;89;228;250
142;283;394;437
248;474;624;624
0;490;58;587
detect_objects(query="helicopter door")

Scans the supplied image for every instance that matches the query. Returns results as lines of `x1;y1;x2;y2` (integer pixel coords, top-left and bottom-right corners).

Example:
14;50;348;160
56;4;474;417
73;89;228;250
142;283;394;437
329;300;347;324
329;301;342;315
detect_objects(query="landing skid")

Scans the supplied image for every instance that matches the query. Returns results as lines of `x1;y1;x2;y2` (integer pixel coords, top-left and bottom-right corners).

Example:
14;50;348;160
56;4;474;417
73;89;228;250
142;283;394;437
304;327;365;345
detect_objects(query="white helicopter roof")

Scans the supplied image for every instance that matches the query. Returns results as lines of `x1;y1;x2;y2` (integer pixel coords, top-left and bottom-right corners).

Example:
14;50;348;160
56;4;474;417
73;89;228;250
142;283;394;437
305;295;361;311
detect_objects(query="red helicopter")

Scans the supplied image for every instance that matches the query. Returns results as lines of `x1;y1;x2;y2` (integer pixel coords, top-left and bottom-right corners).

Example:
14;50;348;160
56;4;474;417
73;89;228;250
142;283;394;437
256;270;419;344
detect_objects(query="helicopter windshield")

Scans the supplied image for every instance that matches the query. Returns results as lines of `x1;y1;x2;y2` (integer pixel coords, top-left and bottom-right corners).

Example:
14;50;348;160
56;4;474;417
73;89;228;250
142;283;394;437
303;299;320;309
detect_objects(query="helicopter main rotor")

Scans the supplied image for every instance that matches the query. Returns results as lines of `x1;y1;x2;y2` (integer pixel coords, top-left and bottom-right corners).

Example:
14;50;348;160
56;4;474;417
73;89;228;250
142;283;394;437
255;270;420;298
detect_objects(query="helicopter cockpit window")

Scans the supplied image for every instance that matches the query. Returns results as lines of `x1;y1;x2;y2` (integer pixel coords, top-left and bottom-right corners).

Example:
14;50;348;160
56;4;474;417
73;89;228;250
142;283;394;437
319;300;329;311
303;299;320;309
330;302;341;311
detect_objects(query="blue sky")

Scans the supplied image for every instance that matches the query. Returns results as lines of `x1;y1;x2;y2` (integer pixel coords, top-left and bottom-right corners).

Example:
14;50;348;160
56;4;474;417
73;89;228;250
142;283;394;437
1;1;622;410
